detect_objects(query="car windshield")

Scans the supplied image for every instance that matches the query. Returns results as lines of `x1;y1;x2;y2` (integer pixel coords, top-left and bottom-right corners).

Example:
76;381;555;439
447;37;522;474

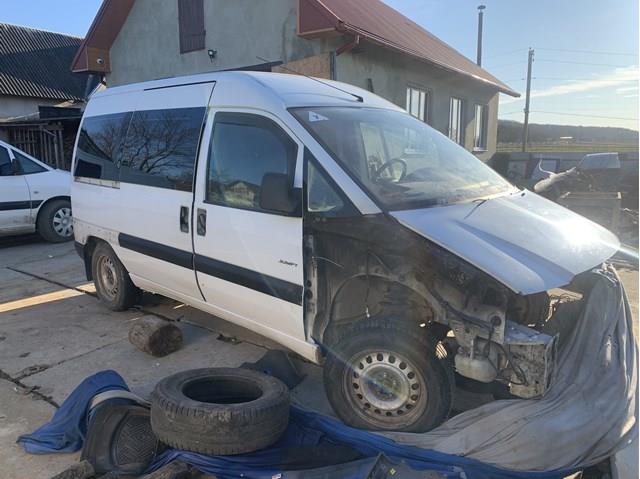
292;107;515;210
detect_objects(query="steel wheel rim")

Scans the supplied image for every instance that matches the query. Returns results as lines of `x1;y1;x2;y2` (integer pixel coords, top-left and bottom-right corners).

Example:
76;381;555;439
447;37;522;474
97;256;119;301
52;207;73;237
344;350;427;428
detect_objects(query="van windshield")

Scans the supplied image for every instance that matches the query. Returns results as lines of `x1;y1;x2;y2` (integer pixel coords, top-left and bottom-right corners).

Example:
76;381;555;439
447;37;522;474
291;107;514;210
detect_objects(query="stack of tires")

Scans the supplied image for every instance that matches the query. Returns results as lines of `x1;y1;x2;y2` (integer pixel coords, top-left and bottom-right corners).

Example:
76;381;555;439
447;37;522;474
150;368;290;455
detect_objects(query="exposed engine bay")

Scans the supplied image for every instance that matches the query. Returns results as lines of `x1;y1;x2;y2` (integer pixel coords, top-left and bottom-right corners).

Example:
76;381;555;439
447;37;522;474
303;213;598;399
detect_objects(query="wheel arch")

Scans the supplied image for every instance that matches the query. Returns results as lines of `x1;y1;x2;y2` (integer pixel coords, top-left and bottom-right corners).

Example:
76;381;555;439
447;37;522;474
34;195;71;228
321;274;440;345
80;235;106;281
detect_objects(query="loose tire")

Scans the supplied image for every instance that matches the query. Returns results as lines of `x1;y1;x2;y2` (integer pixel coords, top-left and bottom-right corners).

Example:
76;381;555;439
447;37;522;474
323;318;453;432
37;199;73;243
91;242;139;311
150;368;289;455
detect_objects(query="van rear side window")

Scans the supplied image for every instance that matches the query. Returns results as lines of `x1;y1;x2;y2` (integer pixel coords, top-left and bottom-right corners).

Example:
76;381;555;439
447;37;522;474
75;112;132;181
120;107;205;192
75;108;206;192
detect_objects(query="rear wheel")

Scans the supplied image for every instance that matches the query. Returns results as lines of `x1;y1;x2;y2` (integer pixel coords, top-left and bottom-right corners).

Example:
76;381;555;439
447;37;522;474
37;199;73;243
323;318;453;432
91;242;139;311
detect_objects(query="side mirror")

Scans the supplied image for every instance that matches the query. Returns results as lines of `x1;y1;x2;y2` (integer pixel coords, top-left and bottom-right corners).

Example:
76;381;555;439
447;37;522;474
259;173;300;215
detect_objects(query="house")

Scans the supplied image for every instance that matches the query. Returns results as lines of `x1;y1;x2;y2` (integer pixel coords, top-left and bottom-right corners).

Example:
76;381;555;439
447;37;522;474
0;23;97;168
72;0;519;160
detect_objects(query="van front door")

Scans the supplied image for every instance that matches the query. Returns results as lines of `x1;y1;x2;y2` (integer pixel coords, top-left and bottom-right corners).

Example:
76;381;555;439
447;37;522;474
192;110;306;349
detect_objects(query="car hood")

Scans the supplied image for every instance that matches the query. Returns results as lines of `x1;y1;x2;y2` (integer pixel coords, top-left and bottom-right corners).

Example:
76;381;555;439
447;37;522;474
391;190;619;295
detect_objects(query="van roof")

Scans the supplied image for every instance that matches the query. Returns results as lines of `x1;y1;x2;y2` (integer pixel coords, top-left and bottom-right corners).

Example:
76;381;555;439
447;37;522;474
91;71;402;111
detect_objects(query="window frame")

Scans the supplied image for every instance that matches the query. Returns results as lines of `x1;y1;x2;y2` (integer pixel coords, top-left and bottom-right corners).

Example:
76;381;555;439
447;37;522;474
405;85;429;123
204;111;301;217
449;97;464;145
473;103;488;152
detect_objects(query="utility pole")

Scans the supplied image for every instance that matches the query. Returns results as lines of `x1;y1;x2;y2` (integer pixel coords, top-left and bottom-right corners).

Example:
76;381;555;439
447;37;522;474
476;5;486;66
521;48;535;152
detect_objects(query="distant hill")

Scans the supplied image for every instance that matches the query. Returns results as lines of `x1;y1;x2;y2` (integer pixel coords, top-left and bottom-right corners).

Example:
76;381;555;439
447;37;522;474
498;120;639;144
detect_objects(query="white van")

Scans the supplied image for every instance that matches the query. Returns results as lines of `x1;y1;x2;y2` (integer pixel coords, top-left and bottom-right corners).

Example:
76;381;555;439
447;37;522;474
72;71;618;432
0;140;72;242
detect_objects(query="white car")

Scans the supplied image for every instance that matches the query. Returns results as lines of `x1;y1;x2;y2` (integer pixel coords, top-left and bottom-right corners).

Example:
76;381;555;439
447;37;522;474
0;140;73;242
71;72;618;433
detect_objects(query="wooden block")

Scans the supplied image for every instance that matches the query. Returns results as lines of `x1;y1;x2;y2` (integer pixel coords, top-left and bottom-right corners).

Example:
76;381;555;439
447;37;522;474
129;316;183;357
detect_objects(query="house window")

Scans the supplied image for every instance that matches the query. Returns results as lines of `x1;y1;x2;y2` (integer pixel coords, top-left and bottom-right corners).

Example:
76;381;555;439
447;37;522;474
406;87;428;122
178;0;206;53
449;97;464;145
474;104;488;151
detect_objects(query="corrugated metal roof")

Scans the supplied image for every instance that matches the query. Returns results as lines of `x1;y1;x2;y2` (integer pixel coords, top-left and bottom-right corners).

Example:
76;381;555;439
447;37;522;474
0;23;89;101
302;0;520;97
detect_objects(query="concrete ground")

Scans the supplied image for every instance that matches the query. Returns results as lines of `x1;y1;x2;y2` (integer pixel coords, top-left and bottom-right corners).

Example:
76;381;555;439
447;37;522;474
0;236;637;478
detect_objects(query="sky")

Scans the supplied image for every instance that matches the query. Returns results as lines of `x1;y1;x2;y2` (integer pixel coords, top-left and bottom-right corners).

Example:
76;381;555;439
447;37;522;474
2;0;638;130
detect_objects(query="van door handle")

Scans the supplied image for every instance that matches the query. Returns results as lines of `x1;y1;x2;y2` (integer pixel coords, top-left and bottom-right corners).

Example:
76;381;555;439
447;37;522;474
197;209;207;236
179;206;189;233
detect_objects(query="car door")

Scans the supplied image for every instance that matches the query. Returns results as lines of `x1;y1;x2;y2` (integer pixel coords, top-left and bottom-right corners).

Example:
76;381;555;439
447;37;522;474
192;109;305;344
0;145;33;234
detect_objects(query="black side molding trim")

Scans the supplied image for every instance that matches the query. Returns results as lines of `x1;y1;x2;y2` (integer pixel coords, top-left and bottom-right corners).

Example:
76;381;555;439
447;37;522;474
0;200;43;211
118;233;193;270
116;233;303;305
195;255;303;306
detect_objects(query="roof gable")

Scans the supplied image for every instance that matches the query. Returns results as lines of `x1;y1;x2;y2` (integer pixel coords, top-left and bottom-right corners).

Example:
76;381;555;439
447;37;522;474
0;23;90;101
299;0;519;97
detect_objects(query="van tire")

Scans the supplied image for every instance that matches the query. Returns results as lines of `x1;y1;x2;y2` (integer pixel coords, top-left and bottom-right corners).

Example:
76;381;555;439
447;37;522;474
91;242;139;311
37;199;73;243
150;368;289;455
323;318;453;432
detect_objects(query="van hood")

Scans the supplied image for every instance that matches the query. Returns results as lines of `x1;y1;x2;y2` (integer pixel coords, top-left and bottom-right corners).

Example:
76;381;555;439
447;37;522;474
391;190;619;295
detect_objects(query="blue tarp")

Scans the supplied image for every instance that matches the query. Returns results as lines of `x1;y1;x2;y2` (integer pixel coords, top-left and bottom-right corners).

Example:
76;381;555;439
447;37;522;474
16;370;128;454
17;370;577;479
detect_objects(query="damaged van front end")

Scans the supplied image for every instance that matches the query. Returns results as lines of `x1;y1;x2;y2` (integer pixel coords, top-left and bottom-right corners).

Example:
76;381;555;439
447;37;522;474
294;105;619;429
392;190;619;398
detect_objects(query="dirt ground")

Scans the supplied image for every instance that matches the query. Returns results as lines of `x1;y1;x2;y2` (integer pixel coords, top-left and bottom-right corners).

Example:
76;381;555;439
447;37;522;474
0;236;637;478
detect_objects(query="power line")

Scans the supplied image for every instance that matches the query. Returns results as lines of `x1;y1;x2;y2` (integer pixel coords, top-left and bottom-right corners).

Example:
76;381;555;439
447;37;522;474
483;48;528;60
536;47;638;57
530;110;638;121
536;59;632;68
487;61;527;70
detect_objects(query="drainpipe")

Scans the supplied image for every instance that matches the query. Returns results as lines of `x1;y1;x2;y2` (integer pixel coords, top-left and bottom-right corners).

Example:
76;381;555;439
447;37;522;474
336;34;361;56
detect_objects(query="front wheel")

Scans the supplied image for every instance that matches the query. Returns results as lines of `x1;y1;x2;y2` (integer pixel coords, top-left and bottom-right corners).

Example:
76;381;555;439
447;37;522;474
323;318;453;432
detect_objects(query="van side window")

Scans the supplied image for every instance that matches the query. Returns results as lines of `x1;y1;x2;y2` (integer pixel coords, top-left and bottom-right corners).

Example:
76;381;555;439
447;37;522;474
13;150;46;175
120;107;206;192
75;112;132;181
306;150;358;218
206;113;297;212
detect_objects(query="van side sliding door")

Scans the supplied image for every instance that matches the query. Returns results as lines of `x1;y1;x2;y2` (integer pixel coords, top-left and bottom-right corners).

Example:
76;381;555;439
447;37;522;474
74;82;215;300
192;109;306;347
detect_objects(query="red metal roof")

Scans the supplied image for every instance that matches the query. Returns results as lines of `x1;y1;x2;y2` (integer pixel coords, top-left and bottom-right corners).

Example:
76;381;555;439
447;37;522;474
299;0;520;97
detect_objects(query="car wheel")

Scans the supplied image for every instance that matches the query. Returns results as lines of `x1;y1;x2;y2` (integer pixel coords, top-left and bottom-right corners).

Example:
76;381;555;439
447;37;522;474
323;318;453;432
150;368;289;455
91;242;139;311
37;199;73;243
